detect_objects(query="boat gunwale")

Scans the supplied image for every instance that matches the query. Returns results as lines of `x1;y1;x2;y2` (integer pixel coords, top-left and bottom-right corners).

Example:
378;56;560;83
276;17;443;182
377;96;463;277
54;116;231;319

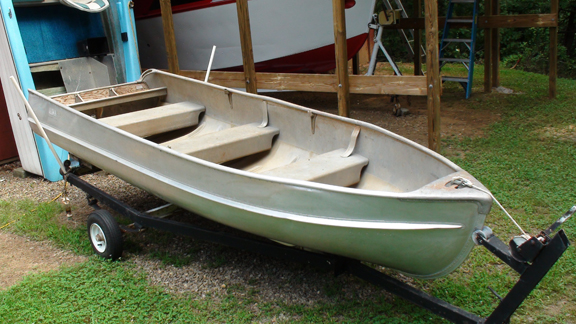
28;70;491;205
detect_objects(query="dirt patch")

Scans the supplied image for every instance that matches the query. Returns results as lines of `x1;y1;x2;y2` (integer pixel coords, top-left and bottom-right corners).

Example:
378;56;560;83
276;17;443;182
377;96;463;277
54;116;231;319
0;232;87;290
537;124;576;142
543;299;576;323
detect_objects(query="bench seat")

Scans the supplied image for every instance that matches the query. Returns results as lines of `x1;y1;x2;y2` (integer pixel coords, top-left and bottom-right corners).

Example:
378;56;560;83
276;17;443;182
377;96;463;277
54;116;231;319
100;101;205;138
164;123;279;164
260;149;368;187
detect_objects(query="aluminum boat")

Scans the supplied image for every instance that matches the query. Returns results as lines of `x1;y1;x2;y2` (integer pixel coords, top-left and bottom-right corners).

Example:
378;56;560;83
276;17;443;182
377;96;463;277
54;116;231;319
26;69;493;278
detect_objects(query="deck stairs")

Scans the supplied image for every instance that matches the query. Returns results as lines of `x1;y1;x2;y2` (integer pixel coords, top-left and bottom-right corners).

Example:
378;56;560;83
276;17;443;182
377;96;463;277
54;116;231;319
439;0;480;99
50;84;369;187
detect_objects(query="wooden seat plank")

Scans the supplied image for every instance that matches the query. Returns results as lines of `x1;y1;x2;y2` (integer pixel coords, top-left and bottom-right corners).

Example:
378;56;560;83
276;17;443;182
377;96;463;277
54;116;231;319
100;102;205;137
164;123;279;164
261;149;368;187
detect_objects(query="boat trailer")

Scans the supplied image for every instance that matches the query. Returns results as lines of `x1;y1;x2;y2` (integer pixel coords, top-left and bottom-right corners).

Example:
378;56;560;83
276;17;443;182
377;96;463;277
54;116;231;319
65;171;572;324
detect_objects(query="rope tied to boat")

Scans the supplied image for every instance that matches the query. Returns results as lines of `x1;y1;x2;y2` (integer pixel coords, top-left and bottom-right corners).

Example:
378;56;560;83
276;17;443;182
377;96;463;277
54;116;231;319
62;180;72;219
447;177;530;239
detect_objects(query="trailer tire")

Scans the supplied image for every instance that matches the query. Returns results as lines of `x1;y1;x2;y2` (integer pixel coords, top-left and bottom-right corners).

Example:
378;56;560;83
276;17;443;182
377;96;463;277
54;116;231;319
87;210;123;260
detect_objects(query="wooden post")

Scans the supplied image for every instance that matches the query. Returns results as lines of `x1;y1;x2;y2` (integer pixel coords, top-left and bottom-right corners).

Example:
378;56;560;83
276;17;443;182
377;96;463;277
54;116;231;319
236;0;258;94
425;0;441;152
484;0;492;92
159;0;180;74
549;0;558;98
491;0;500;87
352;53;360;75
332;0;351;117
414;0;422;75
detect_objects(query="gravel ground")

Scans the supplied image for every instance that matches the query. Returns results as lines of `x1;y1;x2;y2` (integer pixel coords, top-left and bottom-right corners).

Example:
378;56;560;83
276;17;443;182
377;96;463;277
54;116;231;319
1;161;390;305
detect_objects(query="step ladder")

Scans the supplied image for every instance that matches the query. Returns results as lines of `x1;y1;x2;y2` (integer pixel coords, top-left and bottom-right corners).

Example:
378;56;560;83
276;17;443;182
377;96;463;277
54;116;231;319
381;0;426;64
366;17;402;76
366;0;425;76
439;0;479;99
365;13;404;112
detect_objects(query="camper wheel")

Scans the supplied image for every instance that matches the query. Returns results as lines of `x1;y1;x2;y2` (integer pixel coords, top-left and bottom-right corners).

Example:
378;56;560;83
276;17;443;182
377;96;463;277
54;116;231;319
87;210;123;260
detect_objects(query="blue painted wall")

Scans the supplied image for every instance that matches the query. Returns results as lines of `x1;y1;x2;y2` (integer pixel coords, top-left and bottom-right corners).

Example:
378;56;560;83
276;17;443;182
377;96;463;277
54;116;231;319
3;0;140;182
5;4;106;181
15;6;105;64
0;0;34;99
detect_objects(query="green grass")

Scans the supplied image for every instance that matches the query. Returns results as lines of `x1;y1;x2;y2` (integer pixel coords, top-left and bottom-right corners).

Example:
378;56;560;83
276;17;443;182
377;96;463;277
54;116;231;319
1;66;575;322
149;250;195;268
0;200;91;255
0;259;260;323
0;260;437;323
437;66;576;322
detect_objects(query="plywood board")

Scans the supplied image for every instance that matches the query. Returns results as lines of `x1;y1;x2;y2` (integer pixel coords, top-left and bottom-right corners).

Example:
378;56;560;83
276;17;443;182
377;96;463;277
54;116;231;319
180;71;427;96
0;5;42;175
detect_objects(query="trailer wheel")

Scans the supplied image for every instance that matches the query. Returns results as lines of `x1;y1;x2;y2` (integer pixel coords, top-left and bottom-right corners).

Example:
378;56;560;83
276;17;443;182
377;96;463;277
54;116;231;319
87;210;123;260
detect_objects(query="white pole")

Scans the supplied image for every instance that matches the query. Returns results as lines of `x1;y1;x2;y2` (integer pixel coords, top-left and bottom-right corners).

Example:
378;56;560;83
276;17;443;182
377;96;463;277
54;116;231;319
204;45;217;82
9;76;67;175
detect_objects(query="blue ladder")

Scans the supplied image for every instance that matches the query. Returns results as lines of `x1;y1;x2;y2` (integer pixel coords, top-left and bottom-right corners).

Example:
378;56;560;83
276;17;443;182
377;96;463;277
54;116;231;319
439;0;479;99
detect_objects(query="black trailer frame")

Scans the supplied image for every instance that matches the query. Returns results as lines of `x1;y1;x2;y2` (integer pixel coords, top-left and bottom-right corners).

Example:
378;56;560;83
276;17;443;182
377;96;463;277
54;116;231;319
65;172;571;324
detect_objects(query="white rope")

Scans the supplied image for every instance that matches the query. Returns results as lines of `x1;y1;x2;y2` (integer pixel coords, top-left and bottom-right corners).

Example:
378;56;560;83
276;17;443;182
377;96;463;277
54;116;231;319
448;177;530;239
9;76;67;175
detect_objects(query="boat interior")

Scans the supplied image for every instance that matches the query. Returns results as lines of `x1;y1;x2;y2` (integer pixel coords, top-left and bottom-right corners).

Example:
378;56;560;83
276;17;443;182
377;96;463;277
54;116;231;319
48;77;458;193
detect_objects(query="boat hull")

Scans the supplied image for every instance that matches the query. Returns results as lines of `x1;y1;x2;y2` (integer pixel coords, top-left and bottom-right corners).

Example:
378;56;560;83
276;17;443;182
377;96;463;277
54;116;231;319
135;0;375;73
27;70;492;278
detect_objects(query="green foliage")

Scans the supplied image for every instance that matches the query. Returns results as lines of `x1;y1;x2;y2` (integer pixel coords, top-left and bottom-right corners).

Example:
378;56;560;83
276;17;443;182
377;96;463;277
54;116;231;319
482;0;576;78
372;0;576;79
